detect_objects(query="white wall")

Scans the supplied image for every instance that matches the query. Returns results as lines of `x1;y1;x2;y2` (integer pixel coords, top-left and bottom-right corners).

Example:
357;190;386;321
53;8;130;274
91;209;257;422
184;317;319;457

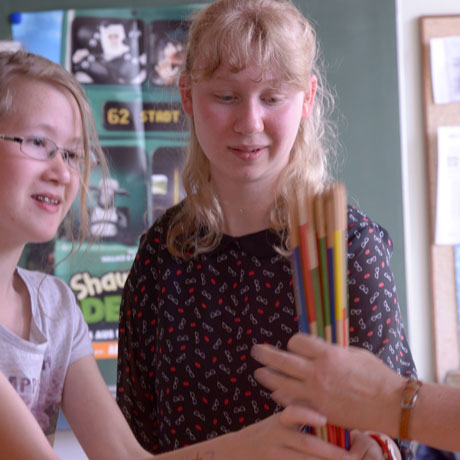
396;0;460;382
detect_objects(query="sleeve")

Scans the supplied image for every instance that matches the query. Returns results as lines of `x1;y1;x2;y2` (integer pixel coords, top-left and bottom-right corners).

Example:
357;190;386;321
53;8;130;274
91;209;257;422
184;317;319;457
116;231;160;453
347;207;417;460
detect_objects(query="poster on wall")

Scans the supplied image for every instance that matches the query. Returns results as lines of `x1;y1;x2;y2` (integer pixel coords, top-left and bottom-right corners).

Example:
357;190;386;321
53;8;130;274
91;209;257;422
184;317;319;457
11;5;201;404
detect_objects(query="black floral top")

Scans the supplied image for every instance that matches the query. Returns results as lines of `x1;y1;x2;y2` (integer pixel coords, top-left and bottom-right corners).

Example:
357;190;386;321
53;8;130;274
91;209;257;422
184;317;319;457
117;204;416;458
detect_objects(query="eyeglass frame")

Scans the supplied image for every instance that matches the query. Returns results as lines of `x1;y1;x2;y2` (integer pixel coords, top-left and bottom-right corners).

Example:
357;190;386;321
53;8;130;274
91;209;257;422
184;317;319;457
0;133;86;173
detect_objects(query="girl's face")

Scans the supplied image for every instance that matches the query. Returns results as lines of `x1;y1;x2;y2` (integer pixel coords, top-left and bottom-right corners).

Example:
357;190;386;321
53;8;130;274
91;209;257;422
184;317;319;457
0;77;81;247
181;64;316;192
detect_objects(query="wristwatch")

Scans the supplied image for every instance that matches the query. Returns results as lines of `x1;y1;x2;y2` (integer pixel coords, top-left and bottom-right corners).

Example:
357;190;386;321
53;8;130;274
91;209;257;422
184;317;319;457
400;378;423;440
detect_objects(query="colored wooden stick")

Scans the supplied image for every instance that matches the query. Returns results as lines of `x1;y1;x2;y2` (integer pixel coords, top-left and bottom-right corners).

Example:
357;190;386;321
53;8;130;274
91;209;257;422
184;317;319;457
305;191;325;339
314;192;332;343
289;193;309;333
325;188;337;344
297;190;318;336
289;182;349;448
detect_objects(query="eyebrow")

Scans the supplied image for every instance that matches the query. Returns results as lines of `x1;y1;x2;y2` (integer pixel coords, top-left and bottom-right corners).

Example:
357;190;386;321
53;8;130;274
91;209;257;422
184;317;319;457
21;127;84;147
210;71;284;86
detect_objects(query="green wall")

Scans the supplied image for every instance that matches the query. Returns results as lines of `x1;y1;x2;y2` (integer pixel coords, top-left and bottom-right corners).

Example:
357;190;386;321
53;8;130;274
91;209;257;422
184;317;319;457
0;0;407;324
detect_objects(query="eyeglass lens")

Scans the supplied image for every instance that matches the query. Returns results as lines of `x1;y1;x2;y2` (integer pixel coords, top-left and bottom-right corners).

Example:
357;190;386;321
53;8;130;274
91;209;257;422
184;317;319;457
21;136;83;171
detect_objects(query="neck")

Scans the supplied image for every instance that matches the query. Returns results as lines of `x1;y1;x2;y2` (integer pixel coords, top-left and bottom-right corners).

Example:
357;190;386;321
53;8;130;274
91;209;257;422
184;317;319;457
0;243;25;303
0;243;32;340
213;178;276;237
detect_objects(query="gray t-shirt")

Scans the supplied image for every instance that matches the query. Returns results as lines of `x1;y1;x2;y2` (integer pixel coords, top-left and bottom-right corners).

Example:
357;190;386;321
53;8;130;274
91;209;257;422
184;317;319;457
0;267;93;442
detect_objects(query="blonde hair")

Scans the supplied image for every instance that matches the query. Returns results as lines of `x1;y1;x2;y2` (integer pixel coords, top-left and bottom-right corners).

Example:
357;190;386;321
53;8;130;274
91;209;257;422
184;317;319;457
0;50;109;251
168;0;337;258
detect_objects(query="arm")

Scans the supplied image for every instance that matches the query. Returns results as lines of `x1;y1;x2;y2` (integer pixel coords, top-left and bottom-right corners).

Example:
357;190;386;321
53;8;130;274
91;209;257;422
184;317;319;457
62;355;151;460
0;371;59;460
64;354;354;460
252;333;460;453
156;406;353;460
1;349;373;460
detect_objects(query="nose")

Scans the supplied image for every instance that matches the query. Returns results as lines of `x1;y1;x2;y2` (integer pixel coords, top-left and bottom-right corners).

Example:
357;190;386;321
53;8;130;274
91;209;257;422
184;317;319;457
45;149;73;183
233;98;264;135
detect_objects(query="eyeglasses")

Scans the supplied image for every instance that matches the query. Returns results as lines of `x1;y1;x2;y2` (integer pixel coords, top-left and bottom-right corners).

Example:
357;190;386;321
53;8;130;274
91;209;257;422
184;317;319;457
0;134;85;172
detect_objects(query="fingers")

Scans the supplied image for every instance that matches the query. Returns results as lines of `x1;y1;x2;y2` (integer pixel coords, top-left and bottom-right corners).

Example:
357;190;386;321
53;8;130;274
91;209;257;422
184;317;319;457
251;342;311;381
253;366;293;390
278;405;327;428
349;430;384;460
251;333;337;381
276;408;355;460
284;429;353;460
265;447;325;460
267;447;335;460
251;335;332;412
253;366;314;407
270;388;298;407
287;333;332;358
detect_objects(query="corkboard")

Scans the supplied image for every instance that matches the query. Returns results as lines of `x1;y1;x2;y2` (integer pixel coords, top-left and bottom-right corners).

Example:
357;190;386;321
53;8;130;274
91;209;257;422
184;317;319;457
420;15;460;383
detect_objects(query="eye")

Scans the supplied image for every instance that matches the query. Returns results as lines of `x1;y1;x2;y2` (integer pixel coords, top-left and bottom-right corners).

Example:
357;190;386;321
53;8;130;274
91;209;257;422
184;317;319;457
63;150;82;164
215;94;236;103
25;136;47;148
263;94;284;104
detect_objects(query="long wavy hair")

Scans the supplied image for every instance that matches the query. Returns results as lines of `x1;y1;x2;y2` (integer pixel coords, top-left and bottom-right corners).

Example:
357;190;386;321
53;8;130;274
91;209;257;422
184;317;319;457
0;50;109;252
167;0;338;258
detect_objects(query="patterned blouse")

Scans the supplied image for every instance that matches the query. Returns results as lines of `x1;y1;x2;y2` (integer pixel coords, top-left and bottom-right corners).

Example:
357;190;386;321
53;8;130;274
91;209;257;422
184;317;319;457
117;204;416;458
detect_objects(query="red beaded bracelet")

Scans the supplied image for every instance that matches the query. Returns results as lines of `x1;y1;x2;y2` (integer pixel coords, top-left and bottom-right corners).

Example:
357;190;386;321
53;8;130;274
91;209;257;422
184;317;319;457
368;433;397;460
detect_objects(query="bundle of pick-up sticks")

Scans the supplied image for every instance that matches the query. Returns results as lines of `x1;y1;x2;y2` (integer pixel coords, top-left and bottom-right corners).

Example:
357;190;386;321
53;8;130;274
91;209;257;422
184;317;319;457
289;182;349;448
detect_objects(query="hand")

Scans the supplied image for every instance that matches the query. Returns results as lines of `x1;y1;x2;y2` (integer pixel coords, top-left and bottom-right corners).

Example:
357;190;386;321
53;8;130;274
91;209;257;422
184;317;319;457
230;411;394;460
250;333;405;437
228;405;353;460
348;431;391;460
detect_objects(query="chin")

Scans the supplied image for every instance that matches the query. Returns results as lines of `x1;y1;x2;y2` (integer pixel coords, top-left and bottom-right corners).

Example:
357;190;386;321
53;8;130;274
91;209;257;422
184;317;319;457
29;229;60;245
30;237;57;245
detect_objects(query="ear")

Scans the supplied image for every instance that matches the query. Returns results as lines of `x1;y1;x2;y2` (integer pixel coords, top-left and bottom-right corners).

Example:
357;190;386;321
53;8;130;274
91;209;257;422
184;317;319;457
302;75;317;119
179;74;193;116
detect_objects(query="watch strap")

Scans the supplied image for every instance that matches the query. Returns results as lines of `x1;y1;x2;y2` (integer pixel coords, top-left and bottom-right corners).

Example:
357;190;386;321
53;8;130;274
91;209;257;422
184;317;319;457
399;378;423;440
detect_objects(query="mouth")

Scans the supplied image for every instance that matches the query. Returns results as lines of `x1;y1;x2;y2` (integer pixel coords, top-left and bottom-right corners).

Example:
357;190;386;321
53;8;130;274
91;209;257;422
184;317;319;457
32;194;61;205
229;145;268;161
231;145;266;154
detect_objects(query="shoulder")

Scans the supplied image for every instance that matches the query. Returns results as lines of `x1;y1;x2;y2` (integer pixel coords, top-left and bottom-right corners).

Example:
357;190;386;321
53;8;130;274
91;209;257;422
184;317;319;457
17;267;73;294
145;202;183;242
129;203;184;269
17;267;92;360
347;205;393;256
17;267;79;312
